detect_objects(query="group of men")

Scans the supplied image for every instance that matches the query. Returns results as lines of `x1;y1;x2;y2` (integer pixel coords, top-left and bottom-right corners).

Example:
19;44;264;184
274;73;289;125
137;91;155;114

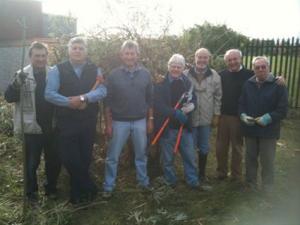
4;37;288;205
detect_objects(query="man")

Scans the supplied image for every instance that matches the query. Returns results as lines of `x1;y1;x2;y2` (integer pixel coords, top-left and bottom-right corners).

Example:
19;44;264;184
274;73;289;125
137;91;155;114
4;41;61;202
45;37;106;204
185;48;222;182
216;49;285;181
154;54;202;189
103;40;153;198
239;56;288;192
216;49;253;181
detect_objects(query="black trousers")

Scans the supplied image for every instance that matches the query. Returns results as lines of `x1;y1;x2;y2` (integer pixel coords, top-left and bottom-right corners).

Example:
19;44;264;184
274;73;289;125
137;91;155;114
25;132;61;196
57;119;98;203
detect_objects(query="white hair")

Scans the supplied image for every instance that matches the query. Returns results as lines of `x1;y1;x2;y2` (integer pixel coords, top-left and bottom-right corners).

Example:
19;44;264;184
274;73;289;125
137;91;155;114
224;49;243;61
67;37;87;52
167;54;185;69
120;40;140;54
252;56;270;66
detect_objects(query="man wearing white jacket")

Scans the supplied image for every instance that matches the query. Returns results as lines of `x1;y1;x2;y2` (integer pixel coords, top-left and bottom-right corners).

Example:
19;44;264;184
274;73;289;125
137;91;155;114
185;48;222;182
4;41;60;202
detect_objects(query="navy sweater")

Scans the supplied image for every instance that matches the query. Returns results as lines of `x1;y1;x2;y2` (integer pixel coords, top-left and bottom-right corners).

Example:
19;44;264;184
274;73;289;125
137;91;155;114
219;67;254;116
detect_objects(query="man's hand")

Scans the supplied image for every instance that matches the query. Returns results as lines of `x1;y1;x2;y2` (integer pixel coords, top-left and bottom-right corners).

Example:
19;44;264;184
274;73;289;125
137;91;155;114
12;71;29;88
276;76;286;86
240;113;255;126
68;96;82;109
174;109;188;125
105;122;113;138
255;113;272;126
181;103;195;114
211;115;220;128
105;108;113;138
147;118;154;134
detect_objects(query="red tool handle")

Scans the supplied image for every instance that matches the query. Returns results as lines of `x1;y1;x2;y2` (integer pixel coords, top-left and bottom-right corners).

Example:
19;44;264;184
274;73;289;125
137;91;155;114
173;125;184;154
151;101;182;146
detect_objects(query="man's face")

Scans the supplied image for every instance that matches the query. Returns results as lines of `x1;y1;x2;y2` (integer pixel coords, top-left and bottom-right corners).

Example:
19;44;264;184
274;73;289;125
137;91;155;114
169;64;184;79
195;51;210;70
253;59;269;81
30;48;48;69
120;47;138;68
68;43;87;64
225;52;242;72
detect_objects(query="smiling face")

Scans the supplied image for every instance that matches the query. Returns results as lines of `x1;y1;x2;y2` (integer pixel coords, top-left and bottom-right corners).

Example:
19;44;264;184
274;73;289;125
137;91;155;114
120;47;138;69
253;58;270;81
30;48;48;70
225;51;242;72
68;43;87;64
195;49;210;71
168;63;184;79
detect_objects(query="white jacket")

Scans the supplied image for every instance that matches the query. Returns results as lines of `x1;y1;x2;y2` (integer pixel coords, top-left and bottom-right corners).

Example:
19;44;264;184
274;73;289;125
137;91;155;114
13;64;50;135
185;67;222;126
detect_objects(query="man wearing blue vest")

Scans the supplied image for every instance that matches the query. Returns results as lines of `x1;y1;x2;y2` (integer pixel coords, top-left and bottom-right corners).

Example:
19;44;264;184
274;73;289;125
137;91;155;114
45;37;107;204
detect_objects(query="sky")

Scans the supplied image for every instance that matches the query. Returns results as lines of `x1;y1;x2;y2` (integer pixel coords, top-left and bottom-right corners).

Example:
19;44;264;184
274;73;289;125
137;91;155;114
41;0;300;39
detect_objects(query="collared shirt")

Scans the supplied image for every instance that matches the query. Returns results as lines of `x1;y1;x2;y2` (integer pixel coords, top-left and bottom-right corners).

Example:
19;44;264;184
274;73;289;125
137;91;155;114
45;60;106;107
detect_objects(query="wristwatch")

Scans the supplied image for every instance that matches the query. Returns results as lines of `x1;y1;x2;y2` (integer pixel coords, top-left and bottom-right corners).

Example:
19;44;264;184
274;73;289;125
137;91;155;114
80;95;86;102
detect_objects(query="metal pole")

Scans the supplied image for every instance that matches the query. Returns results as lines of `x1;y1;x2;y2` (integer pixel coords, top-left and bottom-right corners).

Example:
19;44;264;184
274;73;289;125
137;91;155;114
18;16;28;217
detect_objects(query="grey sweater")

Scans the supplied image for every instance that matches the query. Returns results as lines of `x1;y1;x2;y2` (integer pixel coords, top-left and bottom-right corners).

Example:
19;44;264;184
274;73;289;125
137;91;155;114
105;65;153;121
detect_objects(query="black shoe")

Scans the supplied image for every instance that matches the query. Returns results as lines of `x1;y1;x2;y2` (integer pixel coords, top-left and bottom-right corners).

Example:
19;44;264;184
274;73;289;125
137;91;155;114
45;189;58;200
27;193;39;206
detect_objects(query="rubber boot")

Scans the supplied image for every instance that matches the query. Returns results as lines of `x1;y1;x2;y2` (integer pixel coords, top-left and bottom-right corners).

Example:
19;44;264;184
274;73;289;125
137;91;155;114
198;153;208;181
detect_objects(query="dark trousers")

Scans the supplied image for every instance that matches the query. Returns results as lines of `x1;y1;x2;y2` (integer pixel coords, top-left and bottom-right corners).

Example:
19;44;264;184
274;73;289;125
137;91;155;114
245;137;276;188
57;119;98;203
25;132;61;196
216;115;243;179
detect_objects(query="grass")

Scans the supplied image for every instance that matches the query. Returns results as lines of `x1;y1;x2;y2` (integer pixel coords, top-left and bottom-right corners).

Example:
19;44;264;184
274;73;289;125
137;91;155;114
0;110;299;225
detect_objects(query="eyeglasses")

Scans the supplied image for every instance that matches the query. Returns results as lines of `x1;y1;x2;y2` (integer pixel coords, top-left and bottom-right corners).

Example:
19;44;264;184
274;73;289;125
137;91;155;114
254;65;267;70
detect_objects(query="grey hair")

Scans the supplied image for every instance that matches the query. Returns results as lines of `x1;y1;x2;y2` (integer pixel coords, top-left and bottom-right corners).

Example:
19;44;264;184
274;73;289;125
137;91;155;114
252;56;270;66
224;49;243;61
167;54;185;69
67;37;87;51
195;48;211;57
120;40;140;54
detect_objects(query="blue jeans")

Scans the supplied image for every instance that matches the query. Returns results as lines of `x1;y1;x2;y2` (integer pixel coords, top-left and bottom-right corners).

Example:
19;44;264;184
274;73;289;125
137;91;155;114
103;119;149;192
192;125;211;155
160;128;199;187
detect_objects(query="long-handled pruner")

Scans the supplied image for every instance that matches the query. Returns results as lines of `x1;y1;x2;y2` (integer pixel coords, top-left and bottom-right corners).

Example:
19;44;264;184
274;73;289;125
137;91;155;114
150;93;186;145
151;85;193;146
173;86;193;154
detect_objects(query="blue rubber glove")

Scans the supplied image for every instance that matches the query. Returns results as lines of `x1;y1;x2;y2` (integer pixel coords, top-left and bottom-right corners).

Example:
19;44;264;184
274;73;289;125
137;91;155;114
255;113;272;126
174;109;188;125
240;113;255;126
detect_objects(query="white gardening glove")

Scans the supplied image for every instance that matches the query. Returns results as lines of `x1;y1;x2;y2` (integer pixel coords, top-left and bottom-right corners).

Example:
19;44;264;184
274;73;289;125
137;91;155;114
181;103;195;114
240;113;255;126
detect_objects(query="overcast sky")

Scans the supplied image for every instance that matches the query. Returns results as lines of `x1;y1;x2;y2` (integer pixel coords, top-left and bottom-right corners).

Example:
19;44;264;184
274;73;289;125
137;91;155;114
41;0;300;39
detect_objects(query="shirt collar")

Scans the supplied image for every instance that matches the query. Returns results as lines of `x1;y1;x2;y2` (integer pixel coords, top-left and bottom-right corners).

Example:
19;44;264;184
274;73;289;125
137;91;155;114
121;64;141;73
